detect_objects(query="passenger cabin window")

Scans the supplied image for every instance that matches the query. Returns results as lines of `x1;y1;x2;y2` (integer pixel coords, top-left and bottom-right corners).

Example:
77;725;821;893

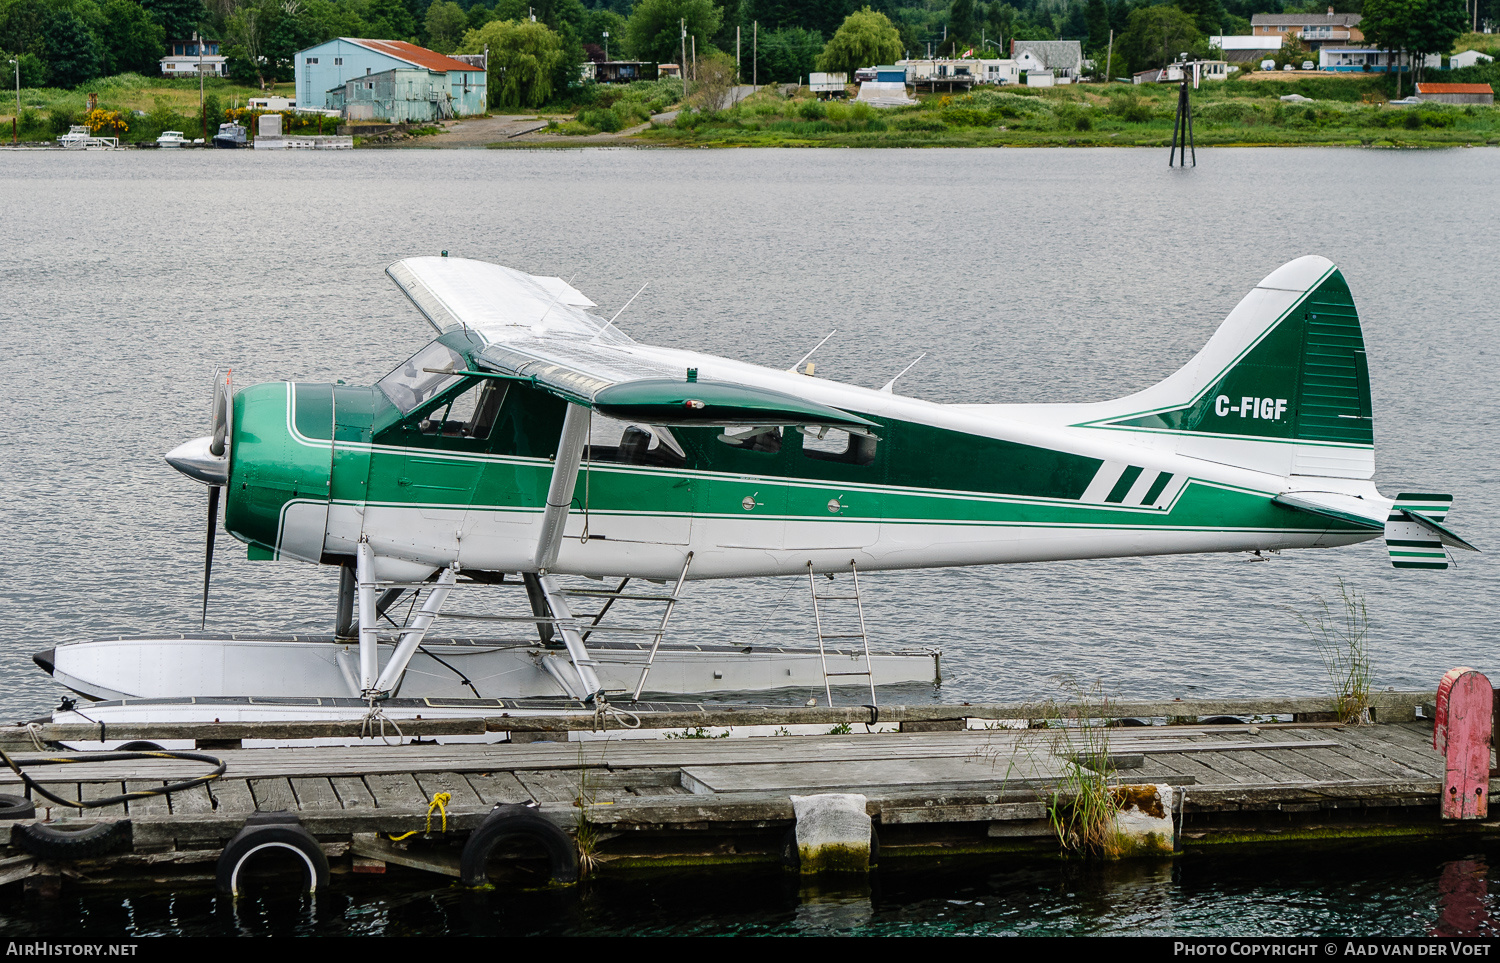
716;426;782;454
377;341;466;413
586;416;686;468
419;381;505;440
800;426;877;465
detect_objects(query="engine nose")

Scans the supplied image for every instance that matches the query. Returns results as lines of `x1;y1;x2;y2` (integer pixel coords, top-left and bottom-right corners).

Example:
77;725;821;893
165;437;229;486
221;382;334;561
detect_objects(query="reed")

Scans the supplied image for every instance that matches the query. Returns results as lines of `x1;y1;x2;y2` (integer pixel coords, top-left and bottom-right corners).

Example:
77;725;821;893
1296;579;1373;725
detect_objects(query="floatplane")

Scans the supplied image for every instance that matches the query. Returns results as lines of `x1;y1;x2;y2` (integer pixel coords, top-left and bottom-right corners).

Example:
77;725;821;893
36;254;1474;735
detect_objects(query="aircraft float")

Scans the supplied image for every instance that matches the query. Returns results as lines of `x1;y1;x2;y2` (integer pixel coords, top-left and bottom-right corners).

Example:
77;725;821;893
34;254;1475;732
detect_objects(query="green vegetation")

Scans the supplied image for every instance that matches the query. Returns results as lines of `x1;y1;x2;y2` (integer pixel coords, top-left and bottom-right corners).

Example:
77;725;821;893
635;75;1500;148
817;6;901;79
1296;579;1374;725
543;75;679;133
460;19;567;108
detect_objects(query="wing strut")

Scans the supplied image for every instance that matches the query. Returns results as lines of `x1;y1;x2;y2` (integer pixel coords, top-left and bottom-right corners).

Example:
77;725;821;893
534;403;590;572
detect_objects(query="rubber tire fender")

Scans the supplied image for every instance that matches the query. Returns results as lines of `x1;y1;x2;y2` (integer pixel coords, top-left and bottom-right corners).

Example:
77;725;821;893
11;820;130;859
216;821;330;896
0;795;36;821
460;804;578;887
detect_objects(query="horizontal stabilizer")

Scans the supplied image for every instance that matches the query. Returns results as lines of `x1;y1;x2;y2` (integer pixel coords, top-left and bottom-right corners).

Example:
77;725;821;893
1272;491;1386;532
1384;493;1472;570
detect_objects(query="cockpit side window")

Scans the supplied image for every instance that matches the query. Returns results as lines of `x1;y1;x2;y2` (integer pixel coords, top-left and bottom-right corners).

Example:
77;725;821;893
419;380;506;440
717;426;783;454
377;341;466;413
800;426;877;466
585;415;687;468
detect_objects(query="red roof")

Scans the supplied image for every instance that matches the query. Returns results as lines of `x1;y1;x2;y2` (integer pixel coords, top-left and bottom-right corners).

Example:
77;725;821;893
346;38;478;73
1415;83;1493;94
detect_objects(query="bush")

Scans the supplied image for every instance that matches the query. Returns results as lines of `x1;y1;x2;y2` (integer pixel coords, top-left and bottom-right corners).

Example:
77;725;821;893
1110;96;1153;122
580;107;622;132
48;109;77;135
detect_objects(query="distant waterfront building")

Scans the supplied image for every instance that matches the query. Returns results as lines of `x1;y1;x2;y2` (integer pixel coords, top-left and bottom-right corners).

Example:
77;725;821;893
1449;50;1495;69
294;39;487;120
1250;9;1363;48
160;34;227;78
1415;82;1495;104
1010;40;1082;83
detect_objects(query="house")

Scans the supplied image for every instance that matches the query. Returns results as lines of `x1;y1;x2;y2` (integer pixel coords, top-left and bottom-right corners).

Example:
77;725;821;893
898;58;1018;86
294;39;487;119
1449;50;1495;69
1319;47;1441;72
160;35;227;78
1415;82;1494;104
1251;9;1363;48
1010;40;1083;82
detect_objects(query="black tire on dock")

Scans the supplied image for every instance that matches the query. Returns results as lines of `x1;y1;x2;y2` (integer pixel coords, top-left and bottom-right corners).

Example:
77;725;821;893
460;803;578;888
0;795;36;821
116;741;166;752
216;816;330;897
12;820;130;859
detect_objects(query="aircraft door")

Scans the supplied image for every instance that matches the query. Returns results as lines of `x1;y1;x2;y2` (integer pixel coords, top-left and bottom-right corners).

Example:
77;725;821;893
692;426;788;551
324;385;374;558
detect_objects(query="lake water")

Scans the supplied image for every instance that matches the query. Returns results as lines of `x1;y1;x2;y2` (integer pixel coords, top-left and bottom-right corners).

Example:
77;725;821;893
0;145;1496;935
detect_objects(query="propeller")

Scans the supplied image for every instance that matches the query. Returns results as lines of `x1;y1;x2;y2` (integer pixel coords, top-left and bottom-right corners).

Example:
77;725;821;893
200;370;231;629
166;371;232;630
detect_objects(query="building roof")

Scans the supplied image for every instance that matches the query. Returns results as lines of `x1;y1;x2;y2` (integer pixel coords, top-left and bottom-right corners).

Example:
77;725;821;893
343;38;477;73
1009;40;1083;71
1415;83;1494;94
1251;13;1361;27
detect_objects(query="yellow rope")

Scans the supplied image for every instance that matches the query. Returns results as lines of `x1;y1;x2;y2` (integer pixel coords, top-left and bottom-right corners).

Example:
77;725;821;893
387;791;451;841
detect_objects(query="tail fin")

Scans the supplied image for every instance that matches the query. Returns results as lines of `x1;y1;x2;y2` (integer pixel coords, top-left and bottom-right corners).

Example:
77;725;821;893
1064;256;1376;479
1385;493;1479;569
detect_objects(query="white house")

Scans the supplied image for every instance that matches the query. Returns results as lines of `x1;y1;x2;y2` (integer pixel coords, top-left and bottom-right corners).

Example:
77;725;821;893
159;35;228;78
1450;50;1495;69
1010;40;1083;82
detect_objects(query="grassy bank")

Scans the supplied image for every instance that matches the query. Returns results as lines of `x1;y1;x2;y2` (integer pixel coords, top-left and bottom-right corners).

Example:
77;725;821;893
603;74;1500;149
0;74;278;144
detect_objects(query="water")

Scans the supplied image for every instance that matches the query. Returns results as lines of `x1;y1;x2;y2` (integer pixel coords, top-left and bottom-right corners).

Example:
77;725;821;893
0;146;1497;934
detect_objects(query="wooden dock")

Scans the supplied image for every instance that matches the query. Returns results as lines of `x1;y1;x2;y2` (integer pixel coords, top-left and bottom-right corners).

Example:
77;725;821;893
0;690;1482;894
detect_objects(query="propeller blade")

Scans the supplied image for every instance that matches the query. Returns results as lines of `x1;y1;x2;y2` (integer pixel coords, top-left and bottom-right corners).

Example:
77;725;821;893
201;484;220;630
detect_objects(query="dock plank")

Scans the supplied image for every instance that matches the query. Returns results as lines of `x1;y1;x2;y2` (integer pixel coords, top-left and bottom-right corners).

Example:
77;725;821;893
249;778;299;813
414;772;485;811
125;781;171;817
207;779;256;815
1332;726;1442;775
513;770;585;805
1277;730;1424;781
463;771;531;806
290;777;342;811
364;773;428;810
79;780;127;818
1141;752;1260;787
330;776;376;809
168;784;216;816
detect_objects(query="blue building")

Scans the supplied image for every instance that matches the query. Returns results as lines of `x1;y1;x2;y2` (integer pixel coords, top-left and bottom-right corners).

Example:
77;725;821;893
294;39;487;119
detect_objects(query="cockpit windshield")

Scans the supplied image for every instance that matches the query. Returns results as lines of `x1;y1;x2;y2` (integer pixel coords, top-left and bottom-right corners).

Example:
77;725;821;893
377;341;466;413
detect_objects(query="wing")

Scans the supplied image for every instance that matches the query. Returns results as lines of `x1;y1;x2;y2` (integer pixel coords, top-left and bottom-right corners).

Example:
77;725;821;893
387;256;874;430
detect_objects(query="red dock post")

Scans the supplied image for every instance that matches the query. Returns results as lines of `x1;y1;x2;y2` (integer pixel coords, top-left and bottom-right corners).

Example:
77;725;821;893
1434;667;1493;820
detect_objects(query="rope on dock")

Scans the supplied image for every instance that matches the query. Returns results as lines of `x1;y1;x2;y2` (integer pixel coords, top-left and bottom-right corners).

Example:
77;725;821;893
387;791;452;841
0;748;226;810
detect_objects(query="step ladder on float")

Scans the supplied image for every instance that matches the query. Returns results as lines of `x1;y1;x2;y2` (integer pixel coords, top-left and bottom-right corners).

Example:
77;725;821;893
807;560;878;708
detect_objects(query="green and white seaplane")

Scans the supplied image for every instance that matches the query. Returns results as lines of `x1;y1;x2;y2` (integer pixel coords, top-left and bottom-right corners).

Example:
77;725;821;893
37;254;1475;731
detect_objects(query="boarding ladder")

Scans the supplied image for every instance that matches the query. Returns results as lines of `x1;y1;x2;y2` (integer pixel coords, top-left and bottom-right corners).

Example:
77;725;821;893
560;552;693;701
807;560;878;708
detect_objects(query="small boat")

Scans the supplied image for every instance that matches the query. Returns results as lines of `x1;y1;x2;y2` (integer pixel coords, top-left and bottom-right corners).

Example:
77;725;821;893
156;130;187;148
212;122;247;149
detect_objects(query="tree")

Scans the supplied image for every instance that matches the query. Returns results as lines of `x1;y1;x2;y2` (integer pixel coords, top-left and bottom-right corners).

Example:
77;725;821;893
756;25;820;81
44;7;103;87
459;18;564;107
947;0;976;51
425;0;467;52
1360;0;1466;95
817;6;900;76
138;0;204;42
1119;4;1200;71
366;0;417;40
100;0;166;75
1085;0;1109;49
622;0;720;68
1177;0;1227;36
